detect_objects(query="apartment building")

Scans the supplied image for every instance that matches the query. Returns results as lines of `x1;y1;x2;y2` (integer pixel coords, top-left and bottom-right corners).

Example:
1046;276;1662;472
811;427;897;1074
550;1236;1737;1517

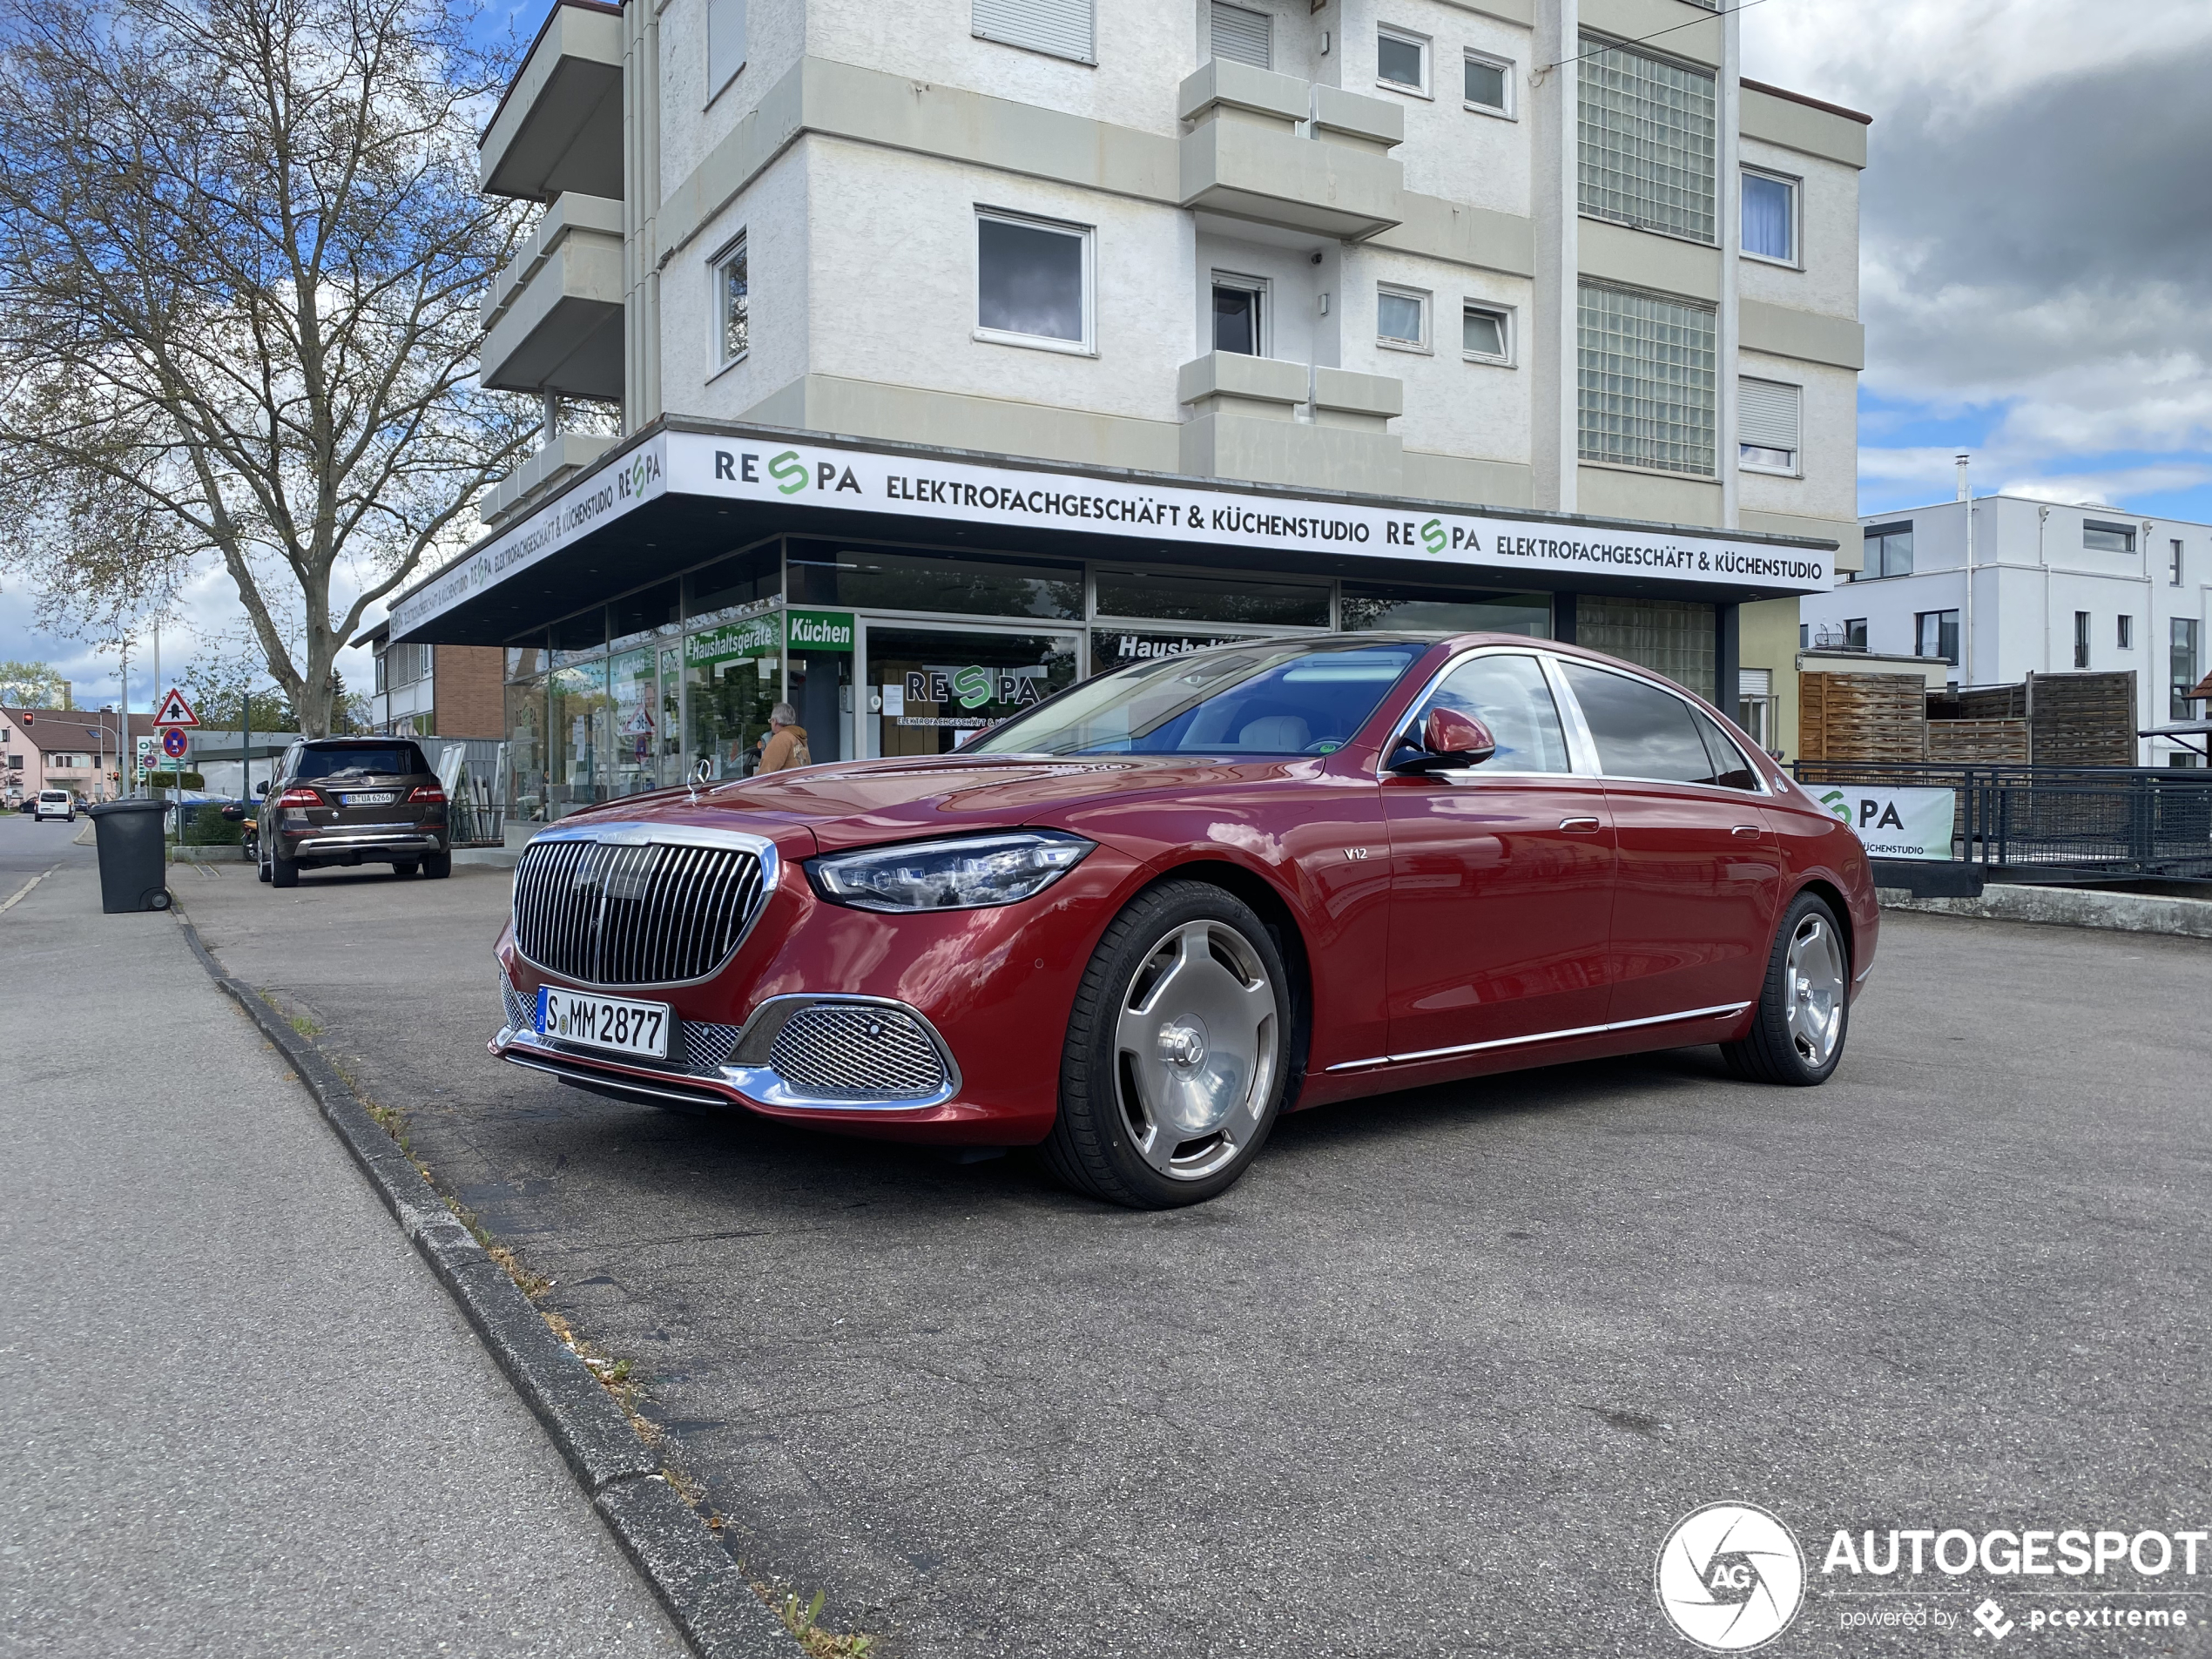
1804;495;2212;765
0;708;146;804
391;0;1867;817
362;624;509;740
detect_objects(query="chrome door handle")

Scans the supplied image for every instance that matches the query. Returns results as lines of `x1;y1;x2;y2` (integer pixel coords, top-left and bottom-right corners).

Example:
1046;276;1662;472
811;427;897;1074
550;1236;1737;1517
1559;816;1602;833
1731;824;1764;839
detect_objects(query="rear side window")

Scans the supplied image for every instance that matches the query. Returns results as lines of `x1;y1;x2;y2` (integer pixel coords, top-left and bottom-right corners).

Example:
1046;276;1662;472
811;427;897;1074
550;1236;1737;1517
1561;664;1717;785
1417;653;1573;773
1689;708;1760;791
293;745;428;779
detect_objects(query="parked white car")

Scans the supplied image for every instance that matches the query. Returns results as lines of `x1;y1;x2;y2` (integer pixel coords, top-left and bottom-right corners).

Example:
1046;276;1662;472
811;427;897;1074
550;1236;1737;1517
33;789;73;822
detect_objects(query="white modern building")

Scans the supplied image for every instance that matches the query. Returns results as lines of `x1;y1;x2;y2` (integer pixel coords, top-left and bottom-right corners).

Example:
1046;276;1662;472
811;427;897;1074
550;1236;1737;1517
394;0;1871;813
1802;490;2211;765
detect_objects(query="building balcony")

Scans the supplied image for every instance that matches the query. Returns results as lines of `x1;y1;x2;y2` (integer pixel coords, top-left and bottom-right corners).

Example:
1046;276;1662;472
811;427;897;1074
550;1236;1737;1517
479;0;624;203
1176;351;1403;495
1177;61;1402;240
479;194;624;401
482;432;619;528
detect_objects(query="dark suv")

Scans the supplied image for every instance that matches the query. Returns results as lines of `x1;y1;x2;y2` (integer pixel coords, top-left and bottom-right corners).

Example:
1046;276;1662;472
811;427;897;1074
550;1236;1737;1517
257;738;450;887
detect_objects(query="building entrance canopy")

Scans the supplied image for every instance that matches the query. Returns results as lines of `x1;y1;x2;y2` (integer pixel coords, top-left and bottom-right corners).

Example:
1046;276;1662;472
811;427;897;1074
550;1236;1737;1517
392;422;1835;644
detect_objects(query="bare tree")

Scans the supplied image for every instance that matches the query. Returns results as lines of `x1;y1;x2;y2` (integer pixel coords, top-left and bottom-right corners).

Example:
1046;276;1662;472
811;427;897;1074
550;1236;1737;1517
0;0;534;735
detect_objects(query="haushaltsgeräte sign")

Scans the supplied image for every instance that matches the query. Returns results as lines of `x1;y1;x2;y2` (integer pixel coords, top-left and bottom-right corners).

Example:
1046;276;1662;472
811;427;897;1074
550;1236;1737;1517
392;431;1832;637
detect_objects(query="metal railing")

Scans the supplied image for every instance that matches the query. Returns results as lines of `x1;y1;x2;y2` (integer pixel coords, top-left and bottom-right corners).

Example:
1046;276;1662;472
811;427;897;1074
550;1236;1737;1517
1793;762;2212;881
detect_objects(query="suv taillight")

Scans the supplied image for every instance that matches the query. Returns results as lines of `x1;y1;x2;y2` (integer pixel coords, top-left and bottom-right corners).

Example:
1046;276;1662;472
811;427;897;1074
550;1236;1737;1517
276;787;320;807
408;785;446;804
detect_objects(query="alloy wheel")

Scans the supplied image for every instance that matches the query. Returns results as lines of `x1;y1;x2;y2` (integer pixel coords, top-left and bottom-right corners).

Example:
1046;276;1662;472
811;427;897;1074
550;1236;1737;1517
1784;914;1845;1067
1113;919;1278;1182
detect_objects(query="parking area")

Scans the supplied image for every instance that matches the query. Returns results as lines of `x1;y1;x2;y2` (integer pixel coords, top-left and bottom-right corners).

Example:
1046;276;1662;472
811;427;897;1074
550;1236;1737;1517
178;859;2212;1657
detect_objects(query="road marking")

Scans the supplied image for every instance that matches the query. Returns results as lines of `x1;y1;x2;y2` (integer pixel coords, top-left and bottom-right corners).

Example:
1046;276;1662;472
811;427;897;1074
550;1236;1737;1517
0;862;63;915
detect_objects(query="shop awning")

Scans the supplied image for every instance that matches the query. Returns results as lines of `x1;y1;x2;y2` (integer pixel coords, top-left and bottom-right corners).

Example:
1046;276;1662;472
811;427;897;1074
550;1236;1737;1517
391;420;1840;645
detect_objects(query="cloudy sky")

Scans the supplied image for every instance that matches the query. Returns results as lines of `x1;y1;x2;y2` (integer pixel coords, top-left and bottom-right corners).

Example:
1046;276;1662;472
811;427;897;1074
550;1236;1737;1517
5;0;2208;712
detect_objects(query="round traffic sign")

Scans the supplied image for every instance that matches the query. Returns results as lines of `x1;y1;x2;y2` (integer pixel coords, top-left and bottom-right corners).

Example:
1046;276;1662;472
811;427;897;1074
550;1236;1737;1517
161;727;189;759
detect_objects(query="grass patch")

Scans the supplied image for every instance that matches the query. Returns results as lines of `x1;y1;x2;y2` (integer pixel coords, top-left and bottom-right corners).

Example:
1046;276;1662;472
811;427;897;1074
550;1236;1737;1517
739;1576;876;1658
287;1010;323;1039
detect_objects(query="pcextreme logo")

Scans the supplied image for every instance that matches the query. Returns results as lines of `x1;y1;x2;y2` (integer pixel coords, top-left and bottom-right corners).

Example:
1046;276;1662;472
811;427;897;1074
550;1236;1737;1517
1656;1503;1807;1652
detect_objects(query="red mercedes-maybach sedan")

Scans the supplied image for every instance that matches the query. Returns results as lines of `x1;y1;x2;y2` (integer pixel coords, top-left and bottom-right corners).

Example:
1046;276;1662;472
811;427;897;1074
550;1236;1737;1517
492;634;1876;1208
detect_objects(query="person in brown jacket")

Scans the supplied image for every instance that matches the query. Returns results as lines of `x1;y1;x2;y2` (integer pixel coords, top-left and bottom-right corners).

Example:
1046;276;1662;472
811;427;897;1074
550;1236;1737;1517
756;702;811;772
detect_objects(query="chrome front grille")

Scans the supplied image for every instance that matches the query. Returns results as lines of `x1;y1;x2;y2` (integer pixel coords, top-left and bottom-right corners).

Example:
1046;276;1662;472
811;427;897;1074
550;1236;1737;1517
502;979;531;1032
513;833;768;987
765;1005;949;1101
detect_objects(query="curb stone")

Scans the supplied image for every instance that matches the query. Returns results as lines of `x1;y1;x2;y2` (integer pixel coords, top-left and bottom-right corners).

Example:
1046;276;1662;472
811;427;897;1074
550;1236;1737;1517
172;907;804;1659
1877;882;2212;939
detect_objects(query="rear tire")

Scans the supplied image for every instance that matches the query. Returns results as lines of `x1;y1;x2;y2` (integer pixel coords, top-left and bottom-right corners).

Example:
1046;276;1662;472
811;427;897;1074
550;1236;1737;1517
1722;891;1849;1085
272;852;300;889
421;851;452;880
1042;880;1291;1209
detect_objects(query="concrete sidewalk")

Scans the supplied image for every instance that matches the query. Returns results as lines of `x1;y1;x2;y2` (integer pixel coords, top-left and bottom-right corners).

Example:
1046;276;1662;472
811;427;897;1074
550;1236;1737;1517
0;862;688;1658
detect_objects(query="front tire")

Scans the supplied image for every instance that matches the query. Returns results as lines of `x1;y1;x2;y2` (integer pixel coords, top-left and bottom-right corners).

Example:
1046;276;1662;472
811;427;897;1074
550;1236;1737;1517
1723;891;1850;1085
1043;880;1291;1209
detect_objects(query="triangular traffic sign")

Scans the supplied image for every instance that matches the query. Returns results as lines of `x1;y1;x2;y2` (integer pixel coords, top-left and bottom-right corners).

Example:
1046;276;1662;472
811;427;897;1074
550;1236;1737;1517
152;686;200;727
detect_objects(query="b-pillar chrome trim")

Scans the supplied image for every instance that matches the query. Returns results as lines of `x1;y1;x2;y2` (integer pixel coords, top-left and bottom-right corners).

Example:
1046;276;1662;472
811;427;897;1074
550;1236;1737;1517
1324;1001;1756;1074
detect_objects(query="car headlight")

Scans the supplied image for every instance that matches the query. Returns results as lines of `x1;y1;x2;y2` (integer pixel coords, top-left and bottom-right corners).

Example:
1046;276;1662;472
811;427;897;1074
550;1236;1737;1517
806;830;1095;912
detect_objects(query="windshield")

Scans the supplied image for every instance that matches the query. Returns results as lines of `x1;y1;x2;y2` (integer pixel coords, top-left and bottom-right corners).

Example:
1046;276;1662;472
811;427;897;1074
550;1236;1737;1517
968;641;1426;758
293;745;427;780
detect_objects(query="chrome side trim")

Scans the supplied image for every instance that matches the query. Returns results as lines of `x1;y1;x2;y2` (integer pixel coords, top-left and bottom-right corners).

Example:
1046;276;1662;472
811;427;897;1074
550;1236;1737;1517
722;993;962;1112
1325;1000;1755;1073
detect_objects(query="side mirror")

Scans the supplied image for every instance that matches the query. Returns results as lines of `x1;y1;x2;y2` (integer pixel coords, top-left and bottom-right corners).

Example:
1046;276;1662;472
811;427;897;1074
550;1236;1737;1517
1392;706;1498;774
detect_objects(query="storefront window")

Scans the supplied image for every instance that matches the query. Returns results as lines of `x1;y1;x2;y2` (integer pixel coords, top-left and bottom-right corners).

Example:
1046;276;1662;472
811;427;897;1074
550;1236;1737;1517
658;647;684;786
787;543;1082;620
1575;595;1716;700
608;648;658;798
687;543;782;625
1088;628;1272;676
866;626;1078;756
505;674;548;824
685;614;781;780
610;581;681;651
1095;568;1330;628
549;656;610;812
1340;583;1552;636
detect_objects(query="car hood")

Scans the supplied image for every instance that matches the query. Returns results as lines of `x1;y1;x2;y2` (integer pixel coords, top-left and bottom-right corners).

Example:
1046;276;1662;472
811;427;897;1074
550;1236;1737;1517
554;752;1334;854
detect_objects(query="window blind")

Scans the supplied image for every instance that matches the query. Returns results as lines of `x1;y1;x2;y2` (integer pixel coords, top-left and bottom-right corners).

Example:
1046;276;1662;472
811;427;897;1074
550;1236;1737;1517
1738;377;1801;451
974;0;1096;64
1210;3;1272;68
708;0;746;94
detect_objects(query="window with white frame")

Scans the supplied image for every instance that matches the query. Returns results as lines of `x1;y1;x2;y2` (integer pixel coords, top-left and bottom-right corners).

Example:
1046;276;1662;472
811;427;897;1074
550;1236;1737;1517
1463;51;1511;116
1741;167;1797;263
1211;272;1267;356
2083;519;2135;553
707;0;746;98
713;233;749;368
1737;375;1800;473
976;210;1092;352
2118;614;2134;650
1376;26;1428;95
972;0;1096;64
1461;302;1511;364
1209;1;1271;68
1916;609;1959;665
1576;281;1716;475
1377;285;1429;351
2174;618;2202;719
2171;539;2185;587
1578;37;1716;244
2074;610;2092;669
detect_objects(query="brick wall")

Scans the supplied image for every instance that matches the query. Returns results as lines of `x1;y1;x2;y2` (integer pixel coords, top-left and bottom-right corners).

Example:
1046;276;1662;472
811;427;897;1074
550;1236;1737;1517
434;644;506;738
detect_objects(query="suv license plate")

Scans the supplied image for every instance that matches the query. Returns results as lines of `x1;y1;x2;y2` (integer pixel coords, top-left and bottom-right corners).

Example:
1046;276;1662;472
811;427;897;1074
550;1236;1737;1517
538;987;671;1060
341;792;396;806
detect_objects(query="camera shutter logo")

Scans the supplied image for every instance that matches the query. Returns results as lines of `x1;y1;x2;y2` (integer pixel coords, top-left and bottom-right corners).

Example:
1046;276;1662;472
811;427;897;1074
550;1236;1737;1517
1656;1502;1805;1652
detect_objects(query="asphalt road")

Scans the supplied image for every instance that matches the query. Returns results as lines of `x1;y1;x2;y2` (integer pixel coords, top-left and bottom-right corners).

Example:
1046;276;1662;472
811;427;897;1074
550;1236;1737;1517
179;858;2212;1657
0;804;97;885
2;854;687;1657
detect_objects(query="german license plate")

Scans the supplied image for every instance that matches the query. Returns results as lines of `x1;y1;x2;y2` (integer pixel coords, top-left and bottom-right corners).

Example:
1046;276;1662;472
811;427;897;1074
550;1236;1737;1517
341;792;396;806
537;987;671;1059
